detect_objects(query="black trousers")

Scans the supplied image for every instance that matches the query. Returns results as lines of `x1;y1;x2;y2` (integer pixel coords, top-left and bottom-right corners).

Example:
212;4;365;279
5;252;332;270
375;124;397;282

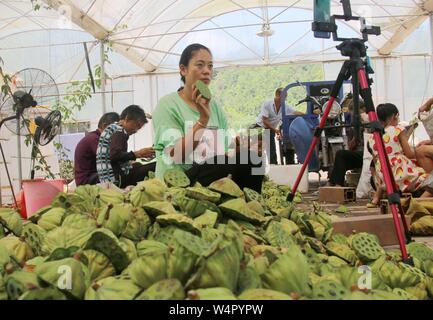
185;150;265;193
329;150;363;186
118;162;156;188
268;130;278;165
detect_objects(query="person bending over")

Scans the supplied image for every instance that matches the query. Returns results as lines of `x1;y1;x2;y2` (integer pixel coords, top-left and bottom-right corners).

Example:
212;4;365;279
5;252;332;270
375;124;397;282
74;112;120;186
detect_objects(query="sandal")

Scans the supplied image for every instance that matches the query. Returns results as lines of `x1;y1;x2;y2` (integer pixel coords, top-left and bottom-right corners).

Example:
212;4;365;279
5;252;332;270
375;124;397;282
366;202;379;208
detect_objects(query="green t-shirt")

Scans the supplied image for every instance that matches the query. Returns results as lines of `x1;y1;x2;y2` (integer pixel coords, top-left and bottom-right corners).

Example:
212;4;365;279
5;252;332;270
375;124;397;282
152;91;230;178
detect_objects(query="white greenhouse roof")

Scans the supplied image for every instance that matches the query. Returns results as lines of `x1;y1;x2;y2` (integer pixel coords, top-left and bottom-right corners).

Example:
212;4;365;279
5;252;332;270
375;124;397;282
0;0;432;74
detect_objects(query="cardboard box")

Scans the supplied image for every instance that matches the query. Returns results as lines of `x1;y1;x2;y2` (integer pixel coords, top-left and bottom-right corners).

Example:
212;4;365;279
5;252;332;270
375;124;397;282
319;186;356;203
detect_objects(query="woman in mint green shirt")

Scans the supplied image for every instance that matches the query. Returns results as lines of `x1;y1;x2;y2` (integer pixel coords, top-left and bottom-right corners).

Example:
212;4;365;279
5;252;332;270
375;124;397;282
152;43;264;192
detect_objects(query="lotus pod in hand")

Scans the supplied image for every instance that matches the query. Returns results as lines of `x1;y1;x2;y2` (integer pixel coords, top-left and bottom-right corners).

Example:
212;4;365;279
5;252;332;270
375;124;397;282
208;177;243;198
261;245;311;297
188;287;237;300
194;79;212;100
85;276;142;300
5;270;40;300
35;257;90;299
164;169;190;188
128;179;167;207
0;236;34;264
0;208;23;236
238;288;292;300
136;279;185;300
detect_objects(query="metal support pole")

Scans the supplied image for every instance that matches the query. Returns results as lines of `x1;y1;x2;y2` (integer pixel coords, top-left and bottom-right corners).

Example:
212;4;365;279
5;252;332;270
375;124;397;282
17;117;22;188
100;41;107;115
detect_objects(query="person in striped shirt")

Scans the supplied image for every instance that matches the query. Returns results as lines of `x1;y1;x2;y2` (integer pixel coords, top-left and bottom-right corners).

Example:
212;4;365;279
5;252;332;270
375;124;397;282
96;105;155;187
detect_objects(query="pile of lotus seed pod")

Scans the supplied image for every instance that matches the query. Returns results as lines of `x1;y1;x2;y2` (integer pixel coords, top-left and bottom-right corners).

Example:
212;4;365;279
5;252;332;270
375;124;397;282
0;169;433;300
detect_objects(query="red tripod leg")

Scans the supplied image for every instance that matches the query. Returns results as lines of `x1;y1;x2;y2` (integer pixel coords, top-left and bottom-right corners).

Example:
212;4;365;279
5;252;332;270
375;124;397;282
379;136;412;241
359;69;410;261
287;61;351;202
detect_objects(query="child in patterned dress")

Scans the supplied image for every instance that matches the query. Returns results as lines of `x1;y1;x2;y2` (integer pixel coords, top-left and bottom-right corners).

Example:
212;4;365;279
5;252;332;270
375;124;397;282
368;103;433;206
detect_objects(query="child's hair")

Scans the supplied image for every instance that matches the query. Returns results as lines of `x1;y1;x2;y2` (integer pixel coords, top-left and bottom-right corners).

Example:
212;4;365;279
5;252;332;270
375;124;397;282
376;103;399;123
120;105;147;124
98;112;120;129
179;43;212;84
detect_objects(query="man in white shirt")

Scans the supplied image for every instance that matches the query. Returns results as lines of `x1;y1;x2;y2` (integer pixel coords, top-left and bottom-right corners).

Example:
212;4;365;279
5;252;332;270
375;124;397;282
254;88;303;164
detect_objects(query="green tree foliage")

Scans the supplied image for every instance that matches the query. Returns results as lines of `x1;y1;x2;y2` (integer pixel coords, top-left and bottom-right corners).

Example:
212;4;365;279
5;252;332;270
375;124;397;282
210;63;324;129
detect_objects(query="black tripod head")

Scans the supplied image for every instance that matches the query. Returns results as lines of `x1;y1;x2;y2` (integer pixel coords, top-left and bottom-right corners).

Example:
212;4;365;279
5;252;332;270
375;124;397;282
336;39;367;58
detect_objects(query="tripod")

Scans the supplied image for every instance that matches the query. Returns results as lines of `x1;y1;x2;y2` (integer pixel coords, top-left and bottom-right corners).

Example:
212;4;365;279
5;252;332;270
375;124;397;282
287;39;411;262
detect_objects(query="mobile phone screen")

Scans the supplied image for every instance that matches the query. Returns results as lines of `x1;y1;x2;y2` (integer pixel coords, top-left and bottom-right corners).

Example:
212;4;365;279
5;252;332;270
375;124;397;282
314;0;331;39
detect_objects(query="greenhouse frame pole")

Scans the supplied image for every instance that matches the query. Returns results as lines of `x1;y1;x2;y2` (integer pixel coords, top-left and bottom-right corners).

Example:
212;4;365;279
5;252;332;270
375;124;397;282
100;41;107;114
430;14;433;71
